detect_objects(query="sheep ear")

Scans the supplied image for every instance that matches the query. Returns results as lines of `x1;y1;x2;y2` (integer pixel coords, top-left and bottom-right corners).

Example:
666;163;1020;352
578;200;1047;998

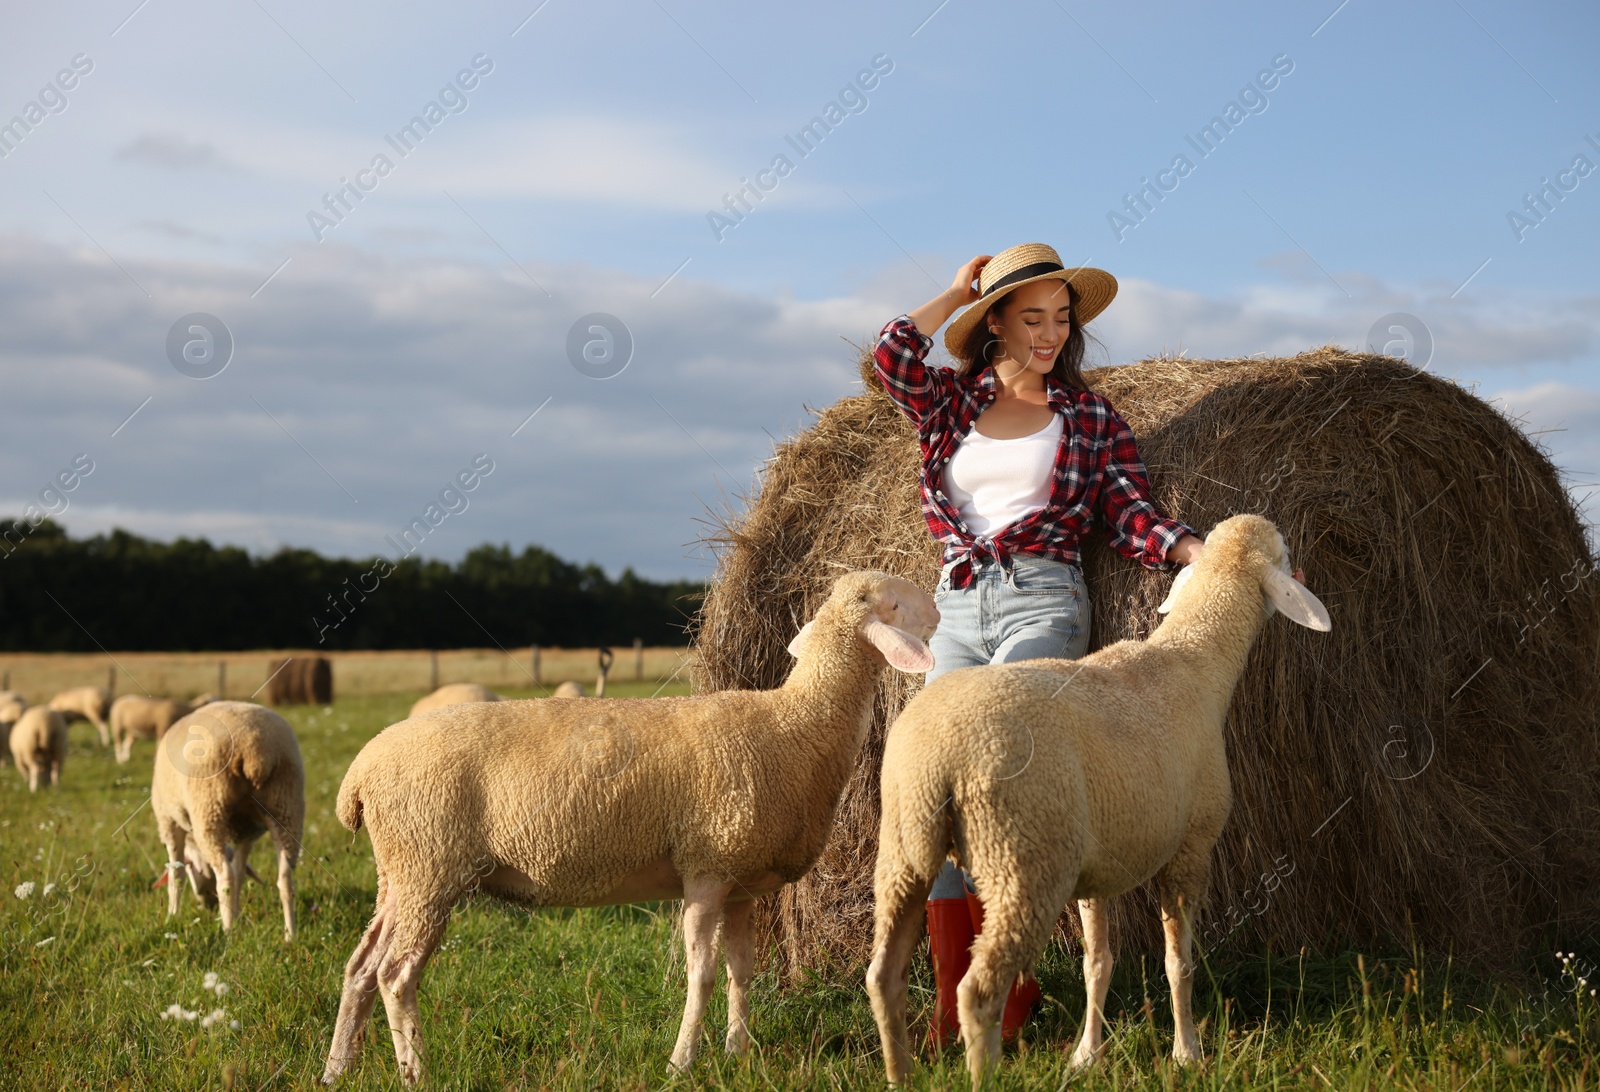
862;619;936;674
1263;566;1332;631
786;620;816;658
1156;562;1198;613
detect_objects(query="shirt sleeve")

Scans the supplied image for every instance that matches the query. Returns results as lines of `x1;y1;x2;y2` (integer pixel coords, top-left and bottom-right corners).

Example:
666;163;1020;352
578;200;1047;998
1098;405;1201;570
871;314;953;428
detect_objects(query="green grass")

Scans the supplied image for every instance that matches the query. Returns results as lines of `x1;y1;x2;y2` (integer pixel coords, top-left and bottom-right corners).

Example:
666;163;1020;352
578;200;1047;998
3;690;1596;1089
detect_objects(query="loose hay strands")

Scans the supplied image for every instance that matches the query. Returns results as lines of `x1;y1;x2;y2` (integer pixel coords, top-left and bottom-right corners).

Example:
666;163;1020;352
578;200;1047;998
690;343;1600;984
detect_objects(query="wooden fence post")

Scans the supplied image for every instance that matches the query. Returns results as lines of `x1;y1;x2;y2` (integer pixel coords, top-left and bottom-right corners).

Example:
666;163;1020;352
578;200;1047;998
633;637;643;681
107;664;116;696
218;660;227;699
531;645;541;686
428;649;439;692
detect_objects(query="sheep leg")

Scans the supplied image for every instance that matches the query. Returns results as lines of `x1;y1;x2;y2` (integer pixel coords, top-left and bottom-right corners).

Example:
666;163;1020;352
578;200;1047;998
376;889;452;1086
322;876;395;1084
229;838;257;929
864;870;932;1085
1068;897;1113;1070
953;877;1056;1082
159;823;188;918
720;897;756;1056
669;874;732;1071
274;839;297;941
27;764;38;792
1160;887;1203;1064
191;826;234;929
93;713;110;747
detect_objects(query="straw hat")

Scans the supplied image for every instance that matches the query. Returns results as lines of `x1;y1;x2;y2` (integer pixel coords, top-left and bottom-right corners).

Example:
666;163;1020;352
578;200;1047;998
943;243;1117;357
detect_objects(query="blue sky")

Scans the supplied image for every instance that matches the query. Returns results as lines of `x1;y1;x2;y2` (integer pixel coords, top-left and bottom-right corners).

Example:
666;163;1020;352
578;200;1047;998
2;0;1597;581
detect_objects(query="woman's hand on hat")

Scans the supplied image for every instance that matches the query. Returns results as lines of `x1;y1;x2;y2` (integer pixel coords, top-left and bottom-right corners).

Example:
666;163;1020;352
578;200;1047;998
950;255;992;307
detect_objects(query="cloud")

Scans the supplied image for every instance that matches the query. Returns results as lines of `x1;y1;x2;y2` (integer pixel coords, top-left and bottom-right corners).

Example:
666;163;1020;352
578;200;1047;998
1;236;1595;580
114;134;227;170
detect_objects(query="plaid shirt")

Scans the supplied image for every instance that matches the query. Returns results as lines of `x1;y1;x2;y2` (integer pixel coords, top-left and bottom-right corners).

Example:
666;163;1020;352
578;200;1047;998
872;314;1199;590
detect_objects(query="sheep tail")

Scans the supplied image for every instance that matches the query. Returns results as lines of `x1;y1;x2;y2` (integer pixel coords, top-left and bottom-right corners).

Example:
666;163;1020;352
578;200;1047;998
336;769;364;832
239;746;276;791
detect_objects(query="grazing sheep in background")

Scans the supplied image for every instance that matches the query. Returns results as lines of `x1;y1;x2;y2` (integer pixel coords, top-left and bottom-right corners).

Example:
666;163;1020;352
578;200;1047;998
0;690;27;764
407;683;500;719
551;680;586;698
864;514;1332;1088
151;701;304;940
10;707;68;791
111;694;215;764
320;570;940;1086
49;685;113;747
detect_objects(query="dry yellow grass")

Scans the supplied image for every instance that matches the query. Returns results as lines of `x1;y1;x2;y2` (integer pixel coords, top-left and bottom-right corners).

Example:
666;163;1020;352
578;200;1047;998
0;645;693;704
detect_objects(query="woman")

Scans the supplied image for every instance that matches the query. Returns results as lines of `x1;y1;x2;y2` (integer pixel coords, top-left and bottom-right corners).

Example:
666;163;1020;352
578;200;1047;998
870;242;1205;1045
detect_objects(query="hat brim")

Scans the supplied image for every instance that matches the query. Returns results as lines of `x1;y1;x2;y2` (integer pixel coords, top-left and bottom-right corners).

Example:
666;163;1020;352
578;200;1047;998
942;267;1118;358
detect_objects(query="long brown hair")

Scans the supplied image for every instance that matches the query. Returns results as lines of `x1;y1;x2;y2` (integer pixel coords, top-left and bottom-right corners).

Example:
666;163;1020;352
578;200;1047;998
954;281;1102;393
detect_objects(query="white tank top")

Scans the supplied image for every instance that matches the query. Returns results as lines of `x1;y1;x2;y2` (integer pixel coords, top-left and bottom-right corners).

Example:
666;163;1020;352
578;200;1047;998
942;414;1063;536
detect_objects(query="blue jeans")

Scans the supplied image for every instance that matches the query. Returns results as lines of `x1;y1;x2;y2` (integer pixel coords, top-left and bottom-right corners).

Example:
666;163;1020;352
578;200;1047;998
925;551;1092;684
925;551;1091;898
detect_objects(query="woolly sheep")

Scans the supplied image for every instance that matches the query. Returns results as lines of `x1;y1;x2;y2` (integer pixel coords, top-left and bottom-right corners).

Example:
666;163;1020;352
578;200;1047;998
111;693;215;764
407;683;500;719
551;680;586;698
320;570;940;1086
151;700;305;940
0;690;26;765
50;685;113;747
10;706;68;791
864;514;1331;1087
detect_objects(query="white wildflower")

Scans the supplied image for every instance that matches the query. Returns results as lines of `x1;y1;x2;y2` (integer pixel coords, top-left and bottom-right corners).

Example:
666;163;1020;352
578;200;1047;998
41;883;55;897
203;972;218;989
229;1020;240;1031
213;981;229;997
163;932;178;940
200;1008;226;1028
35;936;55;947
14;882;35;899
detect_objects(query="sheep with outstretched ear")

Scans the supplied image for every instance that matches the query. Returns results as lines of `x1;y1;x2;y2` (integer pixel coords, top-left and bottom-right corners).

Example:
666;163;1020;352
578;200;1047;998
865;513;1331;1089
320;569;940;1087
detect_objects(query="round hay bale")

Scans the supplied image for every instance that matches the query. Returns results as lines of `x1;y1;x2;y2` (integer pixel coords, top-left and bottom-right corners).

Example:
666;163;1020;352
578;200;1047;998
690;344;1600;981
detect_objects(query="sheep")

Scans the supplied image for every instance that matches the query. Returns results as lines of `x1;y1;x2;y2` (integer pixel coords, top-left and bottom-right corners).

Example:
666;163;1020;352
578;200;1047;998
0;690;26;764
320;569;940;1086
864;513;1332;1088
10;706;68;791
551;680;586;698
49;685;113;747
111;693;215;764
151;700;304;940
407;683;500;719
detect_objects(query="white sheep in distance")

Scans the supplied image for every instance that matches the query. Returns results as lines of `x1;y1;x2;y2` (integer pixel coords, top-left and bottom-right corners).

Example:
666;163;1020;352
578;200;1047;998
50;685;113;747
151;701;305;940
320;570;940;1087
864;513;1332;1088
551;680;586;698
111;693;214;764
10;706;67;790
407;683;500;719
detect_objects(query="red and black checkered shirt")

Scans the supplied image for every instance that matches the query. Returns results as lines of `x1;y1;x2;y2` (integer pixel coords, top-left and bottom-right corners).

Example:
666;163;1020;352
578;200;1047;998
872;314;1198;590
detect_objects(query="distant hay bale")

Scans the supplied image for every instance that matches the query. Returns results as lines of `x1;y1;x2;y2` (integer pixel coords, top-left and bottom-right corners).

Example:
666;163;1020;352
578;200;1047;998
690;344;1600;981
267;656;334;706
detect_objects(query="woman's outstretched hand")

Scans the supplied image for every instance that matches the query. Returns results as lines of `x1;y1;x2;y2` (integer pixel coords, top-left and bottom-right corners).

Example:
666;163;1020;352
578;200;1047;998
908;255;993;336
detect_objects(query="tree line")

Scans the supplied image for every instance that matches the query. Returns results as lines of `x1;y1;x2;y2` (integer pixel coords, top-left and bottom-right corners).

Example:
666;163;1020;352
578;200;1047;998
0;521;705;652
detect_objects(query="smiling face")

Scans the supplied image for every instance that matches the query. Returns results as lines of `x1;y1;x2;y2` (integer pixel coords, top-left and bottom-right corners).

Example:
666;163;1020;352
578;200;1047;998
985;278;1074;380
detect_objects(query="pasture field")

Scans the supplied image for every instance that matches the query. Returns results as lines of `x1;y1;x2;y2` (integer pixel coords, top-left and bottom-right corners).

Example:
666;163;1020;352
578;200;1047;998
2;688;1596;1090
0;647;695;706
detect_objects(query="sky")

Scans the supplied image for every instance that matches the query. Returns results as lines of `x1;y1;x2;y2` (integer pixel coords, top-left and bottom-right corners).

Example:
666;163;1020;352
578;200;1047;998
1;0;1597;583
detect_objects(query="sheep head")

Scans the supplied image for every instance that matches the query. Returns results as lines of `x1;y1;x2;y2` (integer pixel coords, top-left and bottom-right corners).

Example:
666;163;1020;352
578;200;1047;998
786;570;940;673
1156;514;1331;632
